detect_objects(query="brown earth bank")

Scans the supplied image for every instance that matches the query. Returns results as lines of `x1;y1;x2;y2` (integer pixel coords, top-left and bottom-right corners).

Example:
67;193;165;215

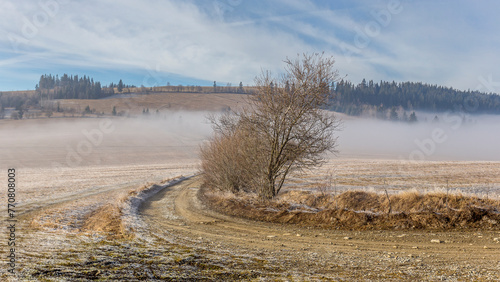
200;188;500;231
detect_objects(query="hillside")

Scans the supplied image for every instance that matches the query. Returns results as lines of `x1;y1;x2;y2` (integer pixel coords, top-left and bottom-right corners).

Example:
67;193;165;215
50;92;248;116
3;74;500;120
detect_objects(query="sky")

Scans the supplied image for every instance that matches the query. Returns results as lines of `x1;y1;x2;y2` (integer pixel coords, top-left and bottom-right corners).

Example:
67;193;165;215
1;0;500;93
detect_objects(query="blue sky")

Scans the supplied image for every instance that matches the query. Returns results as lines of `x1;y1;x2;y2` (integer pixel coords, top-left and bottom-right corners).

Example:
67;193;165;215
2;0;500;93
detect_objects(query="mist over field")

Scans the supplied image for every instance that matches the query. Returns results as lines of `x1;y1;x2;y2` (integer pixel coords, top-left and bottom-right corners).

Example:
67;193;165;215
0;112;213;169
337;113;500;161
1;110;499;171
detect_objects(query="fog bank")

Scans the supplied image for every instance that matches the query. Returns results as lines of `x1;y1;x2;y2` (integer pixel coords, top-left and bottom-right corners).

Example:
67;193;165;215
1;112;499;171
0;112;213;169
336;114;500;161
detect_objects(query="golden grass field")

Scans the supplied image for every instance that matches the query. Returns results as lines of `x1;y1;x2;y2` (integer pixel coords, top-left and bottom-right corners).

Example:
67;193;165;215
45;92;249;116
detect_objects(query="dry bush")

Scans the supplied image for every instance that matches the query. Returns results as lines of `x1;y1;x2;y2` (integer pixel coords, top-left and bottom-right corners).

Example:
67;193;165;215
200;123;267;194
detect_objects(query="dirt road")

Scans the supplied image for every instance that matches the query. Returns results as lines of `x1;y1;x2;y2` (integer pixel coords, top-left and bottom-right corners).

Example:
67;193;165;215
140;176;500;280
3;174;499;281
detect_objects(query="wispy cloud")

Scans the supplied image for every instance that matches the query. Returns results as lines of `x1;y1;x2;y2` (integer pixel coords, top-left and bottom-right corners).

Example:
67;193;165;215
1;0;500;92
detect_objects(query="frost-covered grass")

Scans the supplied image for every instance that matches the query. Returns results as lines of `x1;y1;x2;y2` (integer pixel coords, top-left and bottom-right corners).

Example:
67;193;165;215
286;159;500;199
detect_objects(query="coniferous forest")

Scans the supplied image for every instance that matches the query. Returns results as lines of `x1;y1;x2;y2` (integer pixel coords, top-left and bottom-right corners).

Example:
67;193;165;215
330;79;500;116
35;74;135;100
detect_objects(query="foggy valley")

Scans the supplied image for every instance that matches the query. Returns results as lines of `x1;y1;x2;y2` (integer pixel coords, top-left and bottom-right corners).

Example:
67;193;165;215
2;111;499;171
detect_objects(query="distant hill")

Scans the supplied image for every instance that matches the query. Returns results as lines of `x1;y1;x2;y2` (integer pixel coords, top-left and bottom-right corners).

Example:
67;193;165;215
330;79;500;117
0;73;252;119
2;74;500;120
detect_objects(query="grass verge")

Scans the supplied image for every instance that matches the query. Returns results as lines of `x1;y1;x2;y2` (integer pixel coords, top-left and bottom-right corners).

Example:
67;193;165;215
200;187;500;231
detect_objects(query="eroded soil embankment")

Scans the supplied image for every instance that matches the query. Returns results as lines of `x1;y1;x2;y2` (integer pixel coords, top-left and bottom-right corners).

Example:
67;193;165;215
200;188;500;231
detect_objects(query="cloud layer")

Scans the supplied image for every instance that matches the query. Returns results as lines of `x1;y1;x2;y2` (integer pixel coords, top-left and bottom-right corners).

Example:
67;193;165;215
2;0;500;92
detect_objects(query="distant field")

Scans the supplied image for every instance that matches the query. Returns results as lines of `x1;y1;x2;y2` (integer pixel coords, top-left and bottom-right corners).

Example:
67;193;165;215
0;90;37;95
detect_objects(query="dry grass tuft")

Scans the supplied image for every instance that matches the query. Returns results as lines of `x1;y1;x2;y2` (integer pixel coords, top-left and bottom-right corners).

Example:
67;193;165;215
80;204;130;239
200;186;500;231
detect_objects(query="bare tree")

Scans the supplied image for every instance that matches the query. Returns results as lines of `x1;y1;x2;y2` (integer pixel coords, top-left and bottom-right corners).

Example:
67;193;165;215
246;53;341;198
201;53;341;199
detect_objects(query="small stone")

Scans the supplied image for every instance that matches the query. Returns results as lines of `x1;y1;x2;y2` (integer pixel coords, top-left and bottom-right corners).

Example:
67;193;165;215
431;239;443;243
483;246;488;249
412;246;418;249
296;234;302;237
267;235;277;238
493;238;499;242
343;236;352;240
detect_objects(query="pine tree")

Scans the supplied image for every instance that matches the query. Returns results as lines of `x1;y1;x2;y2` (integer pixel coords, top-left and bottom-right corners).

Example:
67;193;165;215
117;79;124;93
238;82;244;93
390;107;399;121
409;111;417;123
402;111;408;122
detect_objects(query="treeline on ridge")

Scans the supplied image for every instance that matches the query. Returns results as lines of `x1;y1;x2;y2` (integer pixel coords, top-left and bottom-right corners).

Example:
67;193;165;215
330;79;500;115
36;74;500;115
2;73;500;119
36;74;135;100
